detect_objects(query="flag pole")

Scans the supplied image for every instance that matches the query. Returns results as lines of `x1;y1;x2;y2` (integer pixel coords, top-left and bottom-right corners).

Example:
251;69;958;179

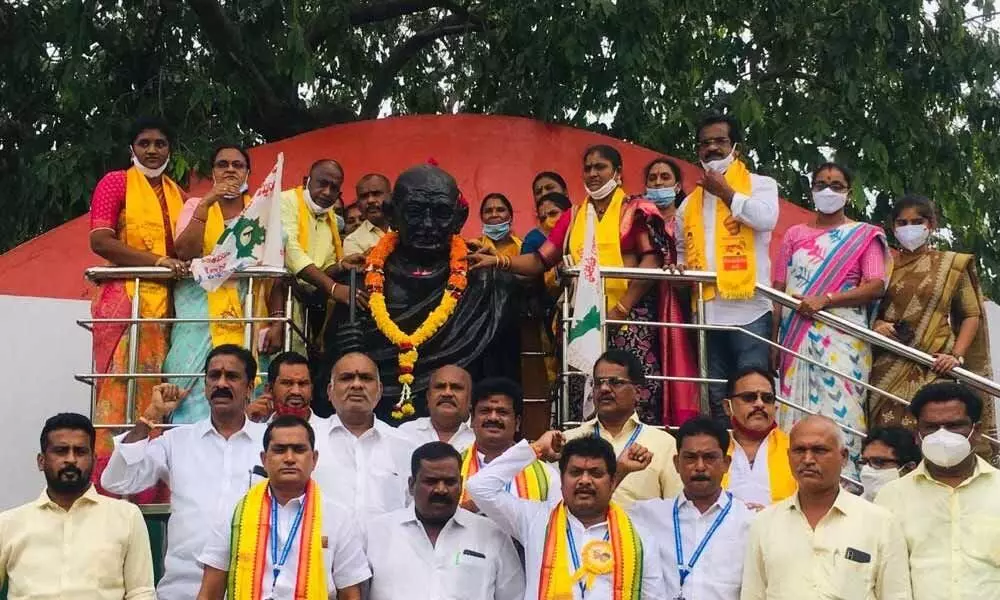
348;268;358;323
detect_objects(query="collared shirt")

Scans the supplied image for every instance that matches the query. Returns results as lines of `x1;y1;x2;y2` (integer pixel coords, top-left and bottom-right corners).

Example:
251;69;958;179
342;219;386;256
366;505;524;600
279;189;340;275
675;173;779;326
727;436;773;506
630;492;753;600
0;486;155;600
313;415;415;521
875;456;1000;600
199;489;371;598
741;488;912;600
563;413;683;508
100;418;267;600
466;440;668;600
397;417;476;453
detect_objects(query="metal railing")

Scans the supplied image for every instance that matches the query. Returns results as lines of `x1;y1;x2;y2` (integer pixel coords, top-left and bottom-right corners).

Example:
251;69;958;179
560;266;1000;447
76;266;300;428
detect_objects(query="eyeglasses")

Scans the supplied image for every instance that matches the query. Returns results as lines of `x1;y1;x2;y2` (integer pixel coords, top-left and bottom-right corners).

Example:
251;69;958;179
591;377;634;390
856;457;899;469
214;159;248;170
730;391;776;405
812;181;849;193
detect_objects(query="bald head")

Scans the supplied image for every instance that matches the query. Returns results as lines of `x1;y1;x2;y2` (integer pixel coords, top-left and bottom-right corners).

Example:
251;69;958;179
305;159;345;210
329;352;382;426
790;415;844;450
428;365;472;430
788;415;848;494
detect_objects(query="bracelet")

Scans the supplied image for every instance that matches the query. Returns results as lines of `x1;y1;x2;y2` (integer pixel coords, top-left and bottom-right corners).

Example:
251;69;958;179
137;415;157;429
330;282;338;298
530;442;545;459
191;215;207;224
269;310;286;317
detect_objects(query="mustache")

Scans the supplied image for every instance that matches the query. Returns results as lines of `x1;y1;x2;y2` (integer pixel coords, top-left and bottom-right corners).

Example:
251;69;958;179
211;388;234;399
429;494;453;505
690;474;711;481
481;420;505;430
749;408;768;418
58;465;83;478
574;485;596;495
435;396;457;406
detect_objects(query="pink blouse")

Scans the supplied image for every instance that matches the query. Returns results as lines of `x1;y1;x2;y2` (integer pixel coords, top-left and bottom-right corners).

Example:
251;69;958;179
773;223;887;287
535;205;655;268
89;170;178;257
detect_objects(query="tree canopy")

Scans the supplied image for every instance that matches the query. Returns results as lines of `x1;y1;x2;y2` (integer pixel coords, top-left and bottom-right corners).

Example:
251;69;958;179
3;0;999;292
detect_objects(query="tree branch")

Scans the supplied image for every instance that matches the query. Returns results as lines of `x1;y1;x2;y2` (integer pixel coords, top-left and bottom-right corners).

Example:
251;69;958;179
349;0;466;26
359;13;484;119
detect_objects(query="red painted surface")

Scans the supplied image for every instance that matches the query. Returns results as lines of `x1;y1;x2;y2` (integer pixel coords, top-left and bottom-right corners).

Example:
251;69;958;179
0;114;812;300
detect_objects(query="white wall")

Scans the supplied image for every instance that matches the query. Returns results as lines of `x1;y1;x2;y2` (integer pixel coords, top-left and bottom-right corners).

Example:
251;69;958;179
0;295;91;510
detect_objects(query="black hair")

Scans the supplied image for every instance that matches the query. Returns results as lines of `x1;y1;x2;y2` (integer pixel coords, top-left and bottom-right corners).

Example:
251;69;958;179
696;112;743;144
909;381;983;423
536;191;572;211
676;415;731;453
357;172;391;188
204;343;257;383
308;159;344;178
410;441;463;478
643;156;683;185
345;203;363;213
811;162;853;188
211;145;251;172
724;366;776;398
267;351;310;386
40;413;96;452
582;144;623;171
129;116;174;147
471;377;524;418
559;436;617;478
264;414;315;450
532;171;568;192
595;349;645;386
890;193;937;224
862;426;922;466
480;193;514;219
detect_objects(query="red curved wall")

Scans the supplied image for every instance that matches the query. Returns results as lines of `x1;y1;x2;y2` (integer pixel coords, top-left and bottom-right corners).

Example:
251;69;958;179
0;114;811;299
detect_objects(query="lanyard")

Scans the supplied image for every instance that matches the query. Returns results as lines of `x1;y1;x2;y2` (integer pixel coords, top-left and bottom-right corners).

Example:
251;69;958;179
270;493;306;590
566;520;610;597
673;492;732;587
593;423;643;457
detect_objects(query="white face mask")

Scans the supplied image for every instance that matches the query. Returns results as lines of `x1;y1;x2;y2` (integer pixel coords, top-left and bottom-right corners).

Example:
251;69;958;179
588;172;619;201
213;174;250;198
920;427;973;468
701;145;737;174
813;188;848;214
302;178;332;216
130;149;169;178
895;224;930;252
860;465;900;501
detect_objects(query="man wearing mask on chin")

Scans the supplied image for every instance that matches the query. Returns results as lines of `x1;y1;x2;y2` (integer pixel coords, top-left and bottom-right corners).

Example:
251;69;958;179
343;173;392;256
279;159;365;354
674;113;779;428
876;381;1000;600
474;193;522;259
365;442;524;600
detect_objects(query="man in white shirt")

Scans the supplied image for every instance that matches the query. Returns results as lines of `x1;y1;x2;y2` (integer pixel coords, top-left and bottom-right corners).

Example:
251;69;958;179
246;351;329;428
397;364;475;452
467;432;667;599
315;352;415;521
342;173;391;256
101;344;267;600
197;415;371;600
366;441;524;600
625;416;753;600
675;113;779;426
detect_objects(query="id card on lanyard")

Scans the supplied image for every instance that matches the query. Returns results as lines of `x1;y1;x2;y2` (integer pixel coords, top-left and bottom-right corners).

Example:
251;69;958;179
673;492;732;592
268;494;306;598
593;422;643;457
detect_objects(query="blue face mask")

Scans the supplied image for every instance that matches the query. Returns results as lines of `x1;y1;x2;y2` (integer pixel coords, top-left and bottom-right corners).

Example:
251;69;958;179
646;187;677;207
483;220;512;241
335;213;345;234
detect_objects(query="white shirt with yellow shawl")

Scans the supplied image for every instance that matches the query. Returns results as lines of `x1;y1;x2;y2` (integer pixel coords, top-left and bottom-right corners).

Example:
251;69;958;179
675;174;778;326
466;440;668;600
397;416;476;453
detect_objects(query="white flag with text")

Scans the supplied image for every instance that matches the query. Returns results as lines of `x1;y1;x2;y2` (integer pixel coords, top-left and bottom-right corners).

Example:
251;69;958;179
566;203;605;418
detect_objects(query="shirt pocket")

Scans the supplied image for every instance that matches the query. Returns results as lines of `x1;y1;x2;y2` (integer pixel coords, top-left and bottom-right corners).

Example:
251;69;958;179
87;541;126;587
832;552;875;600
966;516;1000;567
446;551;491;600
369;466;407;512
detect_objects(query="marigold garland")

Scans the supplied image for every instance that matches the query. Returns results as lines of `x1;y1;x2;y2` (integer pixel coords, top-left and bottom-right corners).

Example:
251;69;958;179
365;232;469;419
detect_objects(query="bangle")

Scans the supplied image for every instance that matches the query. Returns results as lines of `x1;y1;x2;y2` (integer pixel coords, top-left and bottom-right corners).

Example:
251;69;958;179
330;282;338;298
615;302;630;315
137;416;157;429
270;310;286;317
191;214;207;224
824;293;835;305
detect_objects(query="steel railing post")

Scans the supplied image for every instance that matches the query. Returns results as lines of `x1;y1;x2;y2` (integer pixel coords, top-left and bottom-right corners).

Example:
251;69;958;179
124;276;142;424
696;281;709;416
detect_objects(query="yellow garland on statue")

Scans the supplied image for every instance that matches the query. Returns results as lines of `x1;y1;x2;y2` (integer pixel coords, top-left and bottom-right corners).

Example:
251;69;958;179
365;232;469;419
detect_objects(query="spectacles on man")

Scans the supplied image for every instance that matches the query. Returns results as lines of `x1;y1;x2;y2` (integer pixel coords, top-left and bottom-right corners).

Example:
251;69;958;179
730;391;776;405
812;181;849;193
214;159;248;170
591;376;634;390
856;457;899;469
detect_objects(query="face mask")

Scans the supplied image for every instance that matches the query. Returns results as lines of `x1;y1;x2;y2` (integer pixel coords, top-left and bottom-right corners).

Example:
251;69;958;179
542;215;560;232
588;172;619;200
860;465;899;501
920;427;973;468
301;180;331;216
483;220;511;241
335;213;345;233
214;174;250;198
130;149;169;178
813;188;848;214
646;187;677;208
895;224;930;252
701;145;737;174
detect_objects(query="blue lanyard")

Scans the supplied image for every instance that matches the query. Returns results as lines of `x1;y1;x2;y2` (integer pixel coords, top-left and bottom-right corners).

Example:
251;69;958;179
593;423;643;457
566;520;610;597
673;492;732;587
270;492;306;590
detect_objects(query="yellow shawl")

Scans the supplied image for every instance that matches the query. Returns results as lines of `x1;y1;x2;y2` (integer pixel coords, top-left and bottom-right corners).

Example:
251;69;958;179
123;167;184;318
682;161;755;300
569;188;628;310
721;427;796;503
294;186;343;262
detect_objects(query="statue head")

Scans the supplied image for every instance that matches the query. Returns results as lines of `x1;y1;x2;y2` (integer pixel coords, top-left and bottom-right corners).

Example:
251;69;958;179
391;165;467;255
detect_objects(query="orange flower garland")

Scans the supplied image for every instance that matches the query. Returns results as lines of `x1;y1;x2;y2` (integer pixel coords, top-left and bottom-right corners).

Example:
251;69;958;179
365;232;469;419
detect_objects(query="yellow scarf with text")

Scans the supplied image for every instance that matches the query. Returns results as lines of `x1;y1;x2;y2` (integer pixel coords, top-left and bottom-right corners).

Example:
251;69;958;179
123;167;183;318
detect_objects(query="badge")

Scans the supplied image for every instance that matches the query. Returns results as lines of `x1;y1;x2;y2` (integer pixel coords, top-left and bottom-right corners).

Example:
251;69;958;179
571;539;614;590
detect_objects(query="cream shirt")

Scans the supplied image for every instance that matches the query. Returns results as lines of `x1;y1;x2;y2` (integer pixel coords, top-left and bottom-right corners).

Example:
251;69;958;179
279;189;340;275
741;488;912;600
875;457;1000;600
342;220;386;256
563;413;683;508
0;486;155;600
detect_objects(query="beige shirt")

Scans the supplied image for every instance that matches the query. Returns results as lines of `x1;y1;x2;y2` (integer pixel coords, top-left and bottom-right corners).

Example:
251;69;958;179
0;486;155;600
563;413;683;508
342;219;386;256
279;189;340;274
875;457;1000;600
741;488;912;600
